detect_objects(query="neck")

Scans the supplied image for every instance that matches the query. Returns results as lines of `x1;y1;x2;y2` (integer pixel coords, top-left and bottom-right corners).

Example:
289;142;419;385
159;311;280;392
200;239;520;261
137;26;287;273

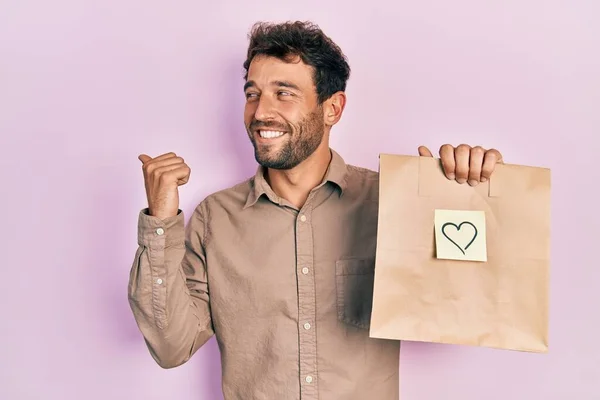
266;143;332;209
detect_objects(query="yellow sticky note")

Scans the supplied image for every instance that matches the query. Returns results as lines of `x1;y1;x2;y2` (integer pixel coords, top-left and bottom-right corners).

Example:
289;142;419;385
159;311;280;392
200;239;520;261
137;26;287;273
434;209;487;262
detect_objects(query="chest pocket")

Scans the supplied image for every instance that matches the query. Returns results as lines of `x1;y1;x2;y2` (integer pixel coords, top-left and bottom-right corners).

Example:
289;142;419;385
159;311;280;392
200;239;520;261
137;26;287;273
335;258;375;330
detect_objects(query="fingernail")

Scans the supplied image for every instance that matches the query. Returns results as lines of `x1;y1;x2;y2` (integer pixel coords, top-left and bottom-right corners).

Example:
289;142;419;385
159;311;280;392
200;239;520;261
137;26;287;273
480;177;487;182
456;178;466;184
468;179;478;186
447;173;455;180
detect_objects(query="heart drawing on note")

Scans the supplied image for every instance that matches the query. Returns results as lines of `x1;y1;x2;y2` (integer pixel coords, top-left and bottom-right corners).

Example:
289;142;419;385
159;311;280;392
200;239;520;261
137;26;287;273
441;221;478;255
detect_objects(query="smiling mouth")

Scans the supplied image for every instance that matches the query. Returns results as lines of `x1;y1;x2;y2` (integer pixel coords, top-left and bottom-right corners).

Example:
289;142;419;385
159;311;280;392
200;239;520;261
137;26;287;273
257;130;286;139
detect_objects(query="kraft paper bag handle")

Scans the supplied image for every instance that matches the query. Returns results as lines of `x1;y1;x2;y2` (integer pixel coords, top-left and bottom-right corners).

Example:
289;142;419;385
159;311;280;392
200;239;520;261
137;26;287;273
378;153;548;199
417;156;503;198
416;155;551;199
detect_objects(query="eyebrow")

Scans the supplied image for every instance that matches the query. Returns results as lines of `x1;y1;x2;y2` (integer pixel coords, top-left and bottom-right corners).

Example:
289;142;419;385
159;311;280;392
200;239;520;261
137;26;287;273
243;80;301;92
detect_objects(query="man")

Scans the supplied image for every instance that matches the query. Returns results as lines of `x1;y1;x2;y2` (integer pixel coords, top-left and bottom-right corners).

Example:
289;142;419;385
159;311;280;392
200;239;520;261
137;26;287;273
129;21;503;400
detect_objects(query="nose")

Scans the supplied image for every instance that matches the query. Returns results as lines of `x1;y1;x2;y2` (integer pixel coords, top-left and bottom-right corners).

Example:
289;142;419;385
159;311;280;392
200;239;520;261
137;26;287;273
254;95;277;121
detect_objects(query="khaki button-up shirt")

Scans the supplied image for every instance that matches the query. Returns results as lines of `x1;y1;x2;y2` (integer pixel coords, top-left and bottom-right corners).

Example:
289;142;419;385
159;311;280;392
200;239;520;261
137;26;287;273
128;149;400;399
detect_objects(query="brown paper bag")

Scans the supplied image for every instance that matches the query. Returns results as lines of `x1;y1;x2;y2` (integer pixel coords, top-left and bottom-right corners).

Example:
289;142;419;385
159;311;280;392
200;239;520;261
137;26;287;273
369;153;551;353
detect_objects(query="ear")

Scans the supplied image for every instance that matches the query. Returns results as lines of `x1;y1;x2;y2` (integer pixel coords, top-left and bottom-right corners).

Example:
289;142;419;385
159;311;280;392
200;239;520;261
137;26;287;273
323;91;346;127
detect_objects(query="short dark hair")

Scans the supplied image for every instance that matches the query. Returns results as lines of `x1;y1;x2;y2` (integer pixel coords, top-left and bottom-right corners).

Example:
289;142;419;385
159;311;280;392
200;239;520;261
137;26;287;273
243;21;351;104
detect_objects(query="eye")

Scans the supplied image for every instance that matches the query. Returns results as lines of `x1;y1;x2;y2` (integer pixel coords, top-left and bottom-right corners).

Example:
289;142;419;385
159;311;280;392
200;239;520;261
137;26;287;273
245;92;259;100
277;91;292;97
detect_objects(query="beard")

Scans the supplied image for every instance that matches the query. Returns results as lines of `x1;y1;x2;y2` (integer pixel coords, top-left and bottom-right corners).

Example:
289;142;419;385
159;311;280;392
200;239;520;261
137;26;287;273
247;107;325;170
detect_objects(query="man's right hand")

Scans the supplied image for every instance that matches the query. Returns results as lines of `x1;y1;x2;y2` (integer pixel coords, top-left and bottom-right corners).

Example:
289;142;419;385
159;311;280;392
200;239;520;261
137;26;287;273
138;152;191;220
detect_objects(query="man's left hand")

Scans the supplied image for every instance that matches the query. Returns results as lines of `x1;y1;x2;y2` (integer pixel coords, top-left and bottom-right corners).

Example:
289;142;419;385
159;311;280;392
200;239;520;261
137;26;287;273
418;144;503;186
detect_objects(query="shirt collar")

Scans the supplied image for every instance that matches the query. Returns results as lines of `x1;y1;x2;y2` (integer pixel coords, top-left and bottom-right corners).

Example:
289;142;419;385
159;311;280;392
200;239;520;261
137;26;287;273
243;148;348;209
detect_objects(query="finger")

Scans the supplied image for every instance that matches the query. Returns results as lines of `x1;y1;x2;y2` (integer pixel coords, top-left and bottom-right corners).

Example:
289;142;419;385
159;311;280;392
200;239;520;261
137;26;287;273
139;152;177;163
492;148;503;163
418;146;433;157
438;144;456;179
145;156;185;173
153;152;178;161
454;144;471;183
177;166;191;185
152;161;187;178
481;149;502;181
161;166;191;186
468;146;485;186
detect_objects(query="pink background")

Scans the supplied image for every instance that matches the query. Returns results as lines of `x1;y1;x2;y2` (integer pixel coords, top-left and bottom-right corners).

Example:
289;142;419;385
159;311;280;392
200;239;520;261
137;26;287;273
1;0;599;399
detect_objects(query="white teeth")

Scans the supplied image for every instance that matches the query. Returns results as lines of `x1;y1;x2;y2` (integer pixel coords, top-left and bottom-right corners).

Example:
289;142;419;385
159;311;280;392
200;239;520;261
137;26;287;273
259;130;284;139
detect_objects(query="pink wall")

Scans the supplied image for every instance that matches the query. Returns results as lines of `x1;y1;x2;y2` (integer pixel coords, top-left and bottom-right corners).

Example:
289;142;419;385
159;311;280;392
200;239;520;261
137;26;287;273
1;0;598;399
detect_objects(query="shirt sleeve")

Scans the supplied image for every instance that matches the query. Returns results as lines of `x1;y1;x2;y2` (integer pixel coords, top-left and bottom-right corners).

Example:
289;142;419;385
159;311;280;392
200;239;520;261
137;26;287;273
127;202;214;368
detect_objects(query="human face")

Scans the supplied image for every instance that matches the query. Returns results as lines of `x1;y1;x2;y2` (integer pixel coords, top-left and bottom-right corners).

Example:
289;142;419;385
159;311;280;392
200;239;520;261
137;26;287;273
243;55;325;170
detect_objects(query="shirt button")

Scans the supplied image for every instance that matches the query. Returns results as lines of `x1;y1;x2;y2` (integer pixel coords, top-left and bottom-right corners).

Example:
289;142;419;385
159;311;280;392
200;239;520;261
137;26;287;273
305;376;313;383
156;278;163;285
304;322;311;330
156;228;165;235
301;267;309;275
299;215;307;222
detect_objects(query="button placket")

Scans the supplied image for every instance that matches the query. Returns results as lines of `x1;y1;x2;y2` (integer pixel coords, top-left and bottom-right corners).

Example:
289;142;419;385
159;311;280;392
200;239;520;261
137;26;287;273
296;203;318;398
150;225;168;329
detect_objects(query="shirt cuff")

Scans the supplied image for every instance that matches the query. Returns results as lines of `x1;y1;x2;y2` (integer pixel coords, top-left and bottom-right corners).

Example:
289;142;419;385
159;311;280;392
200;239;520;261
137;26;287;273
137;208;185;248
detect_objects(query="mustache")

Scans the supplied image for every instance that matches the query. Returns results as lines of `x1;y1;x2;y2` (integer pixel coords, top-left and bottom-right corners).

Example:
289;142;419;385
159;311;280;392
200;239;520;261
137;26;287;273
249;119;289;132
